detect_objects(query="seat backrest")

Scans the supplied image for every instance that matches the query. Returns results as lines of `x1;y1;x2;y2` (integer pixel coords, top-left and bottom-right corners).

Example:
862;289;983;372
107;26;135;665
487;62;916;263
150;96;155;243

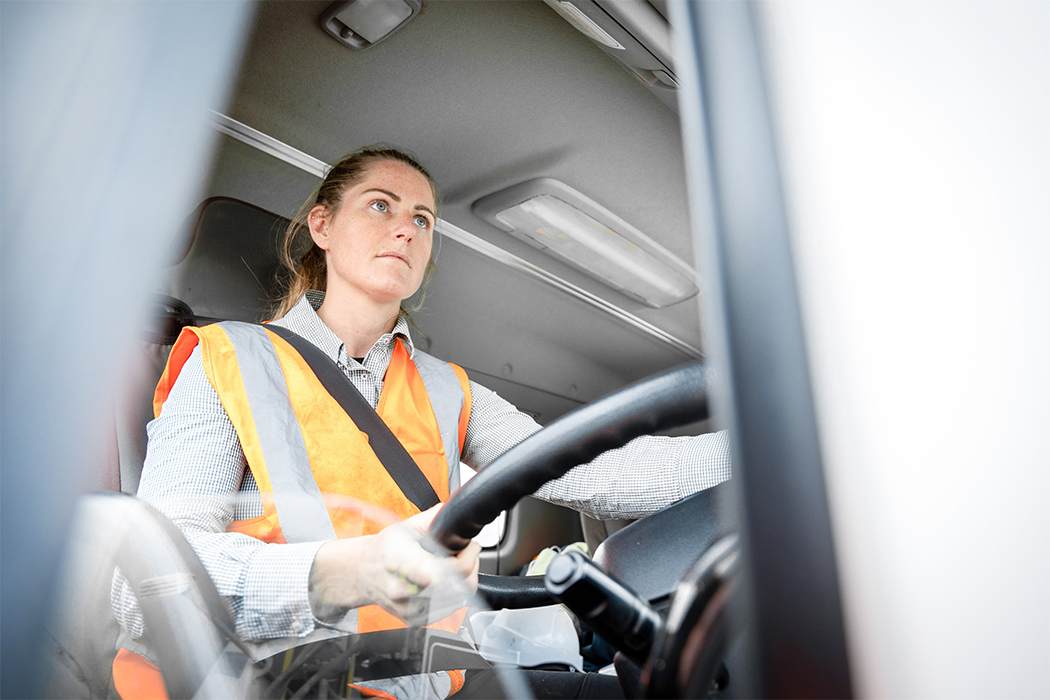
111;198;292;493
111;296;197;493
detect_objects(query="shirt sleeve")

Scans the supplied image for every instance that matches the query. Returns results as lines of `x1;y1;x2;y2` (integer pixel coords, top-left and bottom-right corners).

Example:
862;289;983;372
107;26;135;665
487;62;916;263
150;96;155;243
461;379;731;520
111;346;326;642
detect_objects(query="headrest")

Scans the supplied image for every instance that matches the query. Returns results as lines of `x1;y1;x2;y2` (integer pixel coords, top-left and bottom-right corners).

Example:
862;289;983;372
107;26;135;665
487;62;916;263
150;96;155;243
166;198;292;323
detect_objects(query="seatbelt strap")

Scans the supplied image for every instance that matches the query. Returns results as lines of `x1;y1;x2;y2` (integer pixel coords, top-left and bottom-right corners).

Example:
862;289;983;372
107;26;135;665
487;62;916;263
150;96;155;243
264;324;442;512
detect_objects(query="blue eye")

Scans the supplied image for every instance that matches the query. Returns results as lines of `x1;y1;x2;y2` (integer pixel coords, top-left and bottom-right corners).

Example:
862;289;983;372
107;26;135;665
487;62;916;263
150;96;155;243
414;215;430;229
370;200;388;213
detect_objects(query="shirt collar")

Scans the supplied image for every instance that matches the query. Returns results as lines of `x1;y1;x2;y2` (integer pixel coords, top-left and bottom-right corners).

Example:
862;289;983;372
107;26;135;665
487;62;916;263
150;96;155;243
274;290;415;362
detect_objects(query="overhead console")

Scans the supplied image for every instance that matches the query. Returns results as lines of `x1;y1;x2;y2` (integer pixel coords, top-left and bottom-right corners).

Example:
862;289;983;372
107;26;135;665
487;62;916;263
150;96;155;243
542;0;678;110
319;0;423;51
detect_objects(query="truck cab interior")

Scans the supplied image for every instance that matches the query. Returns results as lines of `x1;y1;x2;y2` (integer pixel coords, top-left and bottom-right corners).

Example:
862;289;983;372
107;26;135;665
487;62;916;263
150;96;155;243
2;1;1047;699
43;3;746;697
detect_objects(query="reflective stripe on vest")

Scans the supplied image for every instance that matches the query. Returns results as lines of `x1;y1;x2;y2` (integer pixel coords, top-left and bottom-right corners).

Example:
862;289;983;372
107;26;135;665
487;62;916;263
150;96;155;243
221;321;338;542
412;350;468;493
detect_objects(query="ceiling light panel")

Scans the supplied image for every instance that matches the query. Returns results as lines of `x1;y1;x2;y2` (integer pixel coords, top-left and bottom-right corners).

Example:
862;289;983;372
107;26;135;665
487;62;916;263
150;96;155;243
474;179;699;308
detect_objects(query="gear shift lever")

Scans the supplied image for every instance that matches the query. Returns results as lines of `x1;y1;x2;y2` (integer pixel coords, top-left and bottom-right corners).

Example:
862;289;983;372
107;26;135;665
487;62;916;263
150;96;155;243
544;550;662;664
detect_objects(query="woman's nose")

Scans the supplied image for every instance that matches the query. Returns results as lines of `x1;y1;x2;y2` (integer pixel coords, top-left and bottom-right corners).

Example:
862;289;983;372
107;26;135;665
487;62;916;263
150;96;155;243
392;215;415;241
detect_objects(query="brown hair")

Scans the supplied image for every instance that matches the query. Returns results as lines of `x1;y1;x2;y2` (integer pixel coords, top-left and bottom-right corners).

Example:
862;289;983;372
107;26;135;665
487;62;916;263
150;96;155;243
269;145;439;321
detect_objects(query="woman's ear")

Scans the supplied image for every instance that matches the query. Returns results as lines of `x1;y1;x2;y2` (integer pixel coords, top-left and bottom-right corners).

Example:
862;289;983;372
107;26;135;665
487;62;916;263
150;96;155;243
308;205;331;251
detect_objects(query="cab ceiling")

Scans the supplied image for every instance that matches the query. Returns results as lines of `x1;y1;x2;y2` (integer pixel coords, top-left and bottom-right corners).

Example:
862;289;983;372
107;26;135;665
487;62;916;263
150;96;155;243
200;0;705;421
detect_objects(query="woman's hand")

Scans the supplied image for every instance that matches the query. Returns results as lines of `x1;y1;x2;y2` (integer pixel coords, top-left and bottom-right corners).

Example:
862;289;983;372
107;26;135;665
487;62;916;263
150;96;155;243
308;504;482;621
398;505;482;594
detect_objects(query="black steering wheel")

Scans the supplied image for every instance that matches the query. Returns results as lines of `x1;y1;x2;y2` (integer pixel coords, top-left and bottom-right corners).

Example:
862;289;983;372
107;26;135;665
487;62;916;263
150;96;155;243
428;360;711;557
428;360;744;699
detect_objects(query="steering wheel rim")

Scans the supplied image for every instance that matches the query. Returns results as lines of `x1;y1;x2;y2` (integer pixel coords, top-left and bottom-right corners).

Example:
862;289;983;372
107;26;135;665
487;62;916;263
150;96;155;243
429;361;711;554
75;492;245;699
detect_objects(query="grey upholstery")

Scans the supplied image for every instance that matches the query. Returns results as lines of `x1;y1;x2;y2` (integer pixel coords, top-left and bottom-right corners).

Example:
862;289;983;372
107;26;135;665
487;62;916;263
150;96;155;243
580;513;633;555
167;197;290;323
114;341;178;495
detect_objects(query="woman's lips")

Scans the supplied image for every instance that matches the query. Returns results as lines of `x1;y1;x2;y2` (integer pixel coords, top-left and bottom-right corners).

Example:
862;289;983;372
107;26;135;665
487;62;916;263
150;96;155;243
378;251;410;266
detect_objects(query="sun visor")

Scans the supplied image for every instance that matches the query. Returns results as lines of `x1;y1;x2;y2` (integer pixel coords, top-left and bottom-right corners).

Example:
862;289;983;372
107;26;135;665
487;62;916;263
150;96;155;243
542;0;678;106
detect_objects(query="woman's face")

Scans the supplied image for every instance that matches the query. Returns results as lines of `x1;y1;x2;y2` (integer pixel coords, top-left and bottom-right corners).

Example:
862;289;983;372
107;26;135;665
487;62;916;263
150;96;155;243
310;159;436;307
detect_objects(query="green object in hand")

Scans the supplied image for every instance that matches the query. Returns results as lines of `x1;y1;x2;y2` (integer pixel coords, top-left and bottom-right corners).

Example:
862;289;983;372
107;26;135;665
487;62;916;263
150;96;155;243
398;570;421;596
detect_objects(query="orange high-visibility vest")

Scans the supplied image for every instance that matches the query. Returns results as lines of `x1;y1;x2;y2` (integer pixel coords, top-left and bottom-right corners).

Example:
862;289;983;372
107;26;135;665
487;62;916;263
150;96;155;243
113;321;472;699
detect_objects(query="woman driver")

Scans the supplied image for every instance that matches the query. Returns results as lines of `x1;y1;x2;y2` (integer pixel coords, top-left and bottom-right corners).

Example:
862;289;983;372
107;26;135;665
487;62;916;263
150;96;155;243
111;147;731;699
